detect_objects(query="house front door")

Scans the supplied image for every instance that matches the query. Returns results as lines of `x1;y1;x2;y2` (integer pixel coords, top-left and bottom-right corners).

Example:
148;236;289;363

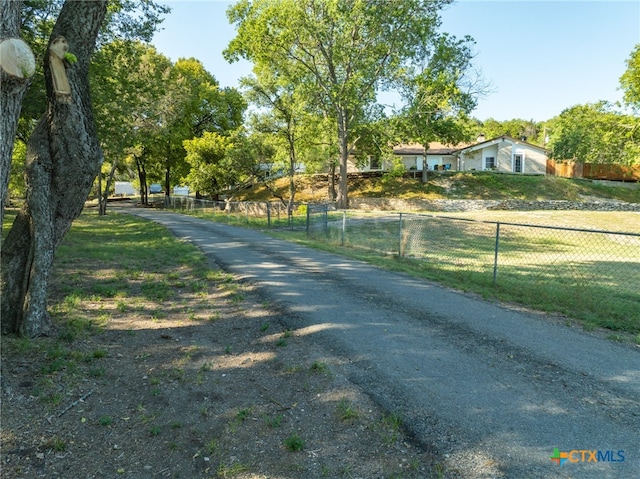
513;154;523;173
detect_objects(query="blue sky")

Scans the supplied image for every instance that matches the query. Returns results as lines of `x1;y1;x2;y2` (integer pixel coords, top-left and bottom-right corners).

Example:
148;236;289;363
151;1;640;122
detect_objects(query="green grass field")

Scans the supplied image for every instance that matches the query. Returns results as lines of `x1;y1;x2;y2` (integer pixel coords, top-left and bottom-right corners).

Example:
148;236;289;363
303;209;640;340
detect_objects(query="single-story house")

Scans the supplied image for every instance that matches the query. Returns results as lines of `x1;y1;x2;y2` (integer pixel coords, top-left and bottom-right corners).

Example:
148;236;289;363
353;142;464;173
349;136;548;175
457;135;548;175
393;143;462;171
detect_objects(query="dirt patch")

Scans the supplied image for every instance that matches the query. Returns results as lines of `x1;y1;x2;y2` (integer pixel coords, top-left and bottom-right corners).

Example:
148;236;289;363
1;265;439;478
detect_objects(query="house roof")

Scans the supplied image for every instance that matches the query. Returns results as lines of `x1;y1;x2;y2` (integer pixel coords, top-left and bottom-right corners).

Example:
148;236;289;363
393;136;548;157
457;135;548;154
393;142;467;156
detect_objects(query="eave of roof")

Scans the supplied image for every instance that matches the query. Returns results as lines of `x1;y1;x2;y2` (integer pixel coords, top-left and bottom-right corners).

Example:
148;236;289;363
457;135;548;153
393;142;467;156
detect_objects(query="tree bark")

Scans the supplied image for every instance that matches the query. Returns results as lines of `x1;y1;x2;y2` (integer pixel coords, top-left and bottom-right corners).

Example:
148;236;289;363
99;160;118;215
1;0;107;337
336;108;350;209
164;166;171;199
421;144;429;184
0;0;32;227
135;155;148;205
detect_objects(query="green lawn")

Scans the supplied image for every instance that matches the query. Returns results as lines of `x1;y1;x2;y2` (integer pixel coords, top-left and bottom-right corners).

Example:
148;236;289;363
302;210;640;340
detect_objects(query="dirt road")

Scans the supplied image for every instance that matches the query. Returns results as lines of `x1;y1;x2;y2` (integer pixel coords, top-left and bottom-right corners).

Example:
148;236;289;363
125;208;639;479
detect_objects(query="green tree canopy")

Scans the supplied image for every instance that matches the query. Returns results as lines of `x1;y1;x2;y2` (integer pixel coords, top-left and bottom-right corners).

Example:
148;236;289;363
475;118;544;145
17;0;170;141
225;0;456;208
547;102;639;165
620;44;640;110
393;33;482;181
182;129;257;199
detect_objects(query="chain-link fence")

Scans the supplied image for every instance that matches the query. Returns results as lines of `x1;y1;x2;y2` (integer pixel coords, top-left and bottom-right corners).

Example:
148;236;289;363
163;196;307;228
307;206;640;331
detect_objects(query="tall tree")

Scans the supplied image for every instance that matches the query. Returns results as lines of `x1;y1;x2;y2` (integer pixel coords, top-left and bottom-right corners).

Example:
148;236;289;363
90;40;172;213
152;58;245;198
1;1;108;337
225;0;454;208
394;33;480;182
242;69;310;215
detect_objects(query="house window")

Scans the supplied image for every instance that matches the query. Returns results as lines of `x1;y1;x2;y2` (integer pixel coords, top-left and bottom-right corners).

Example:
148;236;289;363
485;157;495;170
513;154;523;173
369;156;381;170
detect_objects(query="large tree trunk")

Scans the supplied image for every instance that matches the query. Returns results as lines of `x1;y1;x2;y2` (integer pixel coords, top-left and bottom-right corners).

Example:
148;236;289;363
336;109;349;209
1;0;107;337
99;160;118;215
0;0;34;227
164;166;171;199
421;143;429;184
136;156;148;205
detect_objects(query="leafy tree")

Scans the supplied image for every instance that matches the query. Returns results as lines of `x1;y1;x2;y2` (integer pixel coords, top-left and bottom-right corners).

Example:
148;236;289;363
225;0;455;208
151;58;245;198
620;44;640;110
91;48;246;207
547;102;639;166
394;33;481;182
242;69;313;214
182;128;257;199
90;40;172;212
476;118;544;145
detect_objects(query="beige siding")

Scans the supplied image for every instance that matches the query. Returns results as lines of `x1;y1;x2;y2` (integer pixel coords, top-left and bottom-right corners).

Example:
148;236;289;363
461;150;482;171
497;142;512;171
523;147;546;174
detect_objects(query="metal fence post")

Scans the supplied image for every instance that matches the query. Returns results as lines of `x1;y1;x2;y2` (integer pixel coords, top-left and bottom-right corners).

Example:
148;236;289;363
341;210;346;246
398;213;404;257
323;205;328;232
266;202;271;227
493;222;501;286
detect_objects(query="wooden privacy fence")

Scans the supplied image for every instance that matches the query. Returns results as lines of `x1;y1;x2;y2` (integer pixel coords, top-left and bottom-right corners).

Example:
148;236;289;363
547;160;640;181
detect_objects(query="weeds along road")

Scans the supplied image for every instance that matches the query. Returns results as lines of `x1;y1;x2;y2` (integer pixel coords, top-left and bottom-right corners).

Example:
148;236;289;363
124;208;639;479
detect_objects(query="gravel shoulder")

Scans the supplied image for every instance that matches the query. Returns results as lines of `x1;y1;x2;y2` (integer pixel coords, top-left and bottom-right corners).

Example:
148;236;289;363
126;208;640;479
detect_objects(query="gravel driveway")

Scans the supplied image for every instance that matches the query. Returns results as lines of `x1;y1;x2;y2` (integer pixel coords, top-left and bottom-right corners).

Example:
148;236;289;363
124;208;639;479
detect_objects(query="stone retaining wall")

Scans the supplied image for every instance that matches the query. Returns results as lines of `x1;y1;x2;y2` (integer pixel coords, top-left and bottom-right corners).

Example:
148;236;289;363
347;197;640;212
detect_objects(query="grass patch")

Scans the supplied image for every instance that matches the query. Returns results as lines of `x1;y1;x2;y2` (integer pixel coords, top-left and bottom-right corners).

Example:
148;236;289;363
233;171;640;203
283;434;305;451
99;415;112;426
309;361;330;375
336;398;359;422
278;209;640;336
